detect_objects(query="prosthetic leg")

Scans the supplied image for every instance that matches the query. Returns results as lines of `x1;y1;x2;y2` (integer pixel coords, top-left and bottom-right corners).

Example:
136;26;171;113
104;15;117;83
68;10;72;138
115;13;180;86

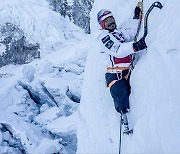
122;113;133;135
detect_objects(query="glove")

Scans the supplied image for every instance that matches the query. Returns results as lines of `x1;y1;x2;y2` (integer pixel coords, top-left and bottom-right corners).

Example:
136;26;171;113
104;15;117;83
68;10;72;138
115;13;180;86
133;38;147;52
133;6;141;19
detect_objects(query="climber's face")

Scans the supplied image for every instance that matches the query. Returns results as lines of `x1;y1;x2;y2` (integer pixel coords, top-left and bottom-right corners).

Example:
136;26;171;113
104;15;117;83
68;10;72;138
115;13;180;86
104;16;117;32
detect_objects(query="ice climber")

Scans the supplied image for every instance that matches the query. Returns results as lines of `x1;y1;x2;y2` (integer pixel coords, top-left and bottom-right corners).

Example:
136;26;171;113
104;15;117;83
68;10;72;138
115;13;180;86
97;6;147;133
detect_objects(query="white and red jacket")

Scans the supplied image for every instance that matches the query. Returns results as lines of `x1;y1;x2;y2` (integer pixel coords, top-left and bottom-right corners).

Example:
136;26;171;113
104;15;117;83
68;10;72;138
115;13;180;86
98;20;139;69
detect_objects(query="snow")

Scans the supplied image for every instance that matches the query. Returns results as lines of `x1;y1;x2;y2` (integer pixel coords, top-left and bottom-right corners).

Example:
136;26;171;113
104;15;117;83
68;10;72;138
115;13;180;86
0;0;180;153
0;0;84;56
22;65;36;82
67;0;74;6
0;0;88;153
0;43;6;56
47;112;80;133
126;0;180;152
34;138;62;154
34;106;60;125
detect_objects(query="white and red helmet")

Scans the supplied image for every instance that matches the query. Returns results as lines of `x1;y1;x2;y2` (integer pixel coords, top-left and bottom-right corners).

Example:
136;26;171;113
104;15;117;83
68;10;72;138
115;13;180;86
97;9;113;29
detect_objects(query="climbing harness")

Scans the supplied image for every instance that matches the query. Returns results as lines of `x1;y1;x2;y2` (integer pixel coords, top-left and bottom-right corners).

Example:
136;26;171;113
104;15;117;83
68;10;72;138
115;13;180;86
107;67;130;88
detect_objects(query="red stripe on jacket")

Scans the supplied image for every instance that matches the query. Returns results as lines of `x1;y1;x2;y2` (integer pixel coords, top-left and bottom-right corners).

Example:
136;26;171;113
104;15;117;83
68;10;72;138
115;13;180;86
114;55;132;64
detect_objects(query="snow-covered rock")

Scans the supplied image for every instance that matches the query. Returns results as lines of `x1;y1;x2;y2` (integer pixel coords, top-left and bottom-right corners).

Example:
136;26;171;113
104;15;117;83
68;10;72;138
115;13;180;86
0;0;88;153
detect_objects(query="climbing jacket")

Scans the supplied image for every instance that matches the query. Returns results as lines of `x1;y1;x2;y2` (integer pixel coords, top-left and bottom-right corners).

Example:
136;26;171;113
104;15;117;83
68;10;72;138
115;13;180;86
98;19;139;70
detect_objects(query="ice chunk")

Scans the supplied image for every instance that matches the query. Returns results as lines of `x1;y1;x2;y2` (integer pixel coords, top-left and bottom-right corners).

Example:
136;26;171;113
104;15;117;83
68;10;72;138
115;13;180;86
22;65;35;82
0;43;6;56
35;138;62;154
34;106;60;125
40;104;50;113
42;61;54;74
3;131;11;141
0;131;3;145
47;112;80;133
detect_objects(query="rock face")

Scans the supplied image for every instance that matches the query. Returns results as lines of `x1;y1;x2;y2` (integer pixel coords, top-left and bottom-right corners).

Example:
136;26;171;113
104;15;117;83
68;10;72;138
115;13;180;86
47;0;94;33
0;23;40;67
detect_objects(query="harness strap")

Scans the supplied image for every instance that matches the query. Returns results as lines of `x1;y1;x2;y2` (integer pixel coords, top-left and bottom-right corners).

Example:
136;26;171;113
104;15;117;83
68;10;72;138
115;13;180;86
107;67;131;88
107;67;129;72
108;80;119;88
108;73;130;88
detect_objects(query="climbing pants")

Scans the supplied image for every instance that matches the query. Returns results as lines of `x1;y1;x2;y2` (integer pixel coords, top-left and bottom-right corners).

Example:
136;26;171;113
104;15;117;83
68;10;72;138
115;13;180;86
105;69;130;114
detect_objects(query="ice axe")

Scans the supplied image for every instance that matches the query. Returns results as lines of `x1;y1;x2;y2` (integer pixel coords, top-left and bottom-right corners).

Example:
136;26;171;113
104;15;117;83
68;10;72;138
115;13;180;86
143;1;163;39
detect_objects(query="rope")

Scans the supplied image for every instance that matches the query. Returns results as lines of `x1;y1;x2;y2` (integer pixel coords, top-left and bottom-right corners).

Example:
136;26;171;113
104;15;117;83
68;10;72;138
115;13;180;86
119;113;123;154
